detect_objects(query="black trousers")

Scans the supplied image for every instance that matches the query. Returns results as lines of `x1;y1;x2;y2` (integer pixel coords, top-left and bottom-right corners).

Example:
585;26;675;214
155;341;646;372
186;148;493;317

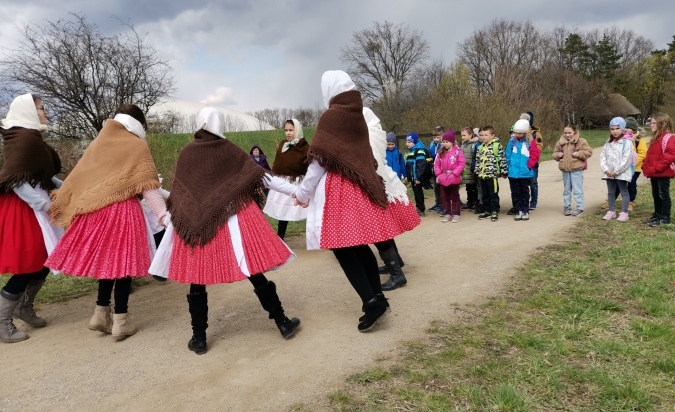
332;244;381;304
651;177;671;221
479;177;500;213
97;277;132;314
2;267;50;295
412;182;425;212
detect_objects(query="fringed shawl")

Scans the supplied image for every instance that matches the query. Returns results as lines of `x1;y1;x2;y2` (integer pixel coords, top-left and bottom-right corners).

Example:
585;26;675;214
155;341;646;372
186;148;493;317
0;127;61;192
271;137;309;180
309;90;388;208
50;120;160;226
168;130;267;247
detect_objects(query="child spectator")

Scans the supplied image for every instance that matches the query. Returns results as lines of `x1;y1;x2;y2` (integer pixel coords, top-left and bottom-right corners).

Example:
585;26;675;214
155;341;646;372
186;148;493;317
249;144;271;171
428;126;444;213
609;117;646;211
520;112;544;210
506;119;541;221
434;130;465;222
404;132;428;216
600;117;634;222
460;127;479;210
642;113;675;227
553;124;592;216
475;126;508;222
385;132;406;180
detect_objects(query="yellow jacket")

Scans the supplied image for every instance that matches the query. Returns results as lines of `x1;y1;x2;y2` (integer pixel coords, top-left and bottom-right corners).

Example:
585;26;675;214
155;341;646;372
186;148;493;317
634;131;648;173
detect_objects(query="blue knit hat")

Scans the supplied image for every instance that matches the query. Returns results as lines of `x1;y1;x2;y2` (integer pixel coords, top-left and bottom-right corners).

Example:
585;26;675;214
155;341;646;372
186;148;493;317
405;132;419;144
386;132;397;143
609;117;626;130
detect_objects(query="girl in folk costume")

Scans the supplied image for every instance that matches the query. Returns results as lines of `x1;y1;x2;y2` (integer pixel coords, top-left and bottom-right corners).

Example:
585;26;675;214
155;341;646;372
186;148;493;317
263;118;309;240
0;94;64;343
363;107;420;291
46;104;166;341
434;130;466;223
149;108;300;355
294;70;419;332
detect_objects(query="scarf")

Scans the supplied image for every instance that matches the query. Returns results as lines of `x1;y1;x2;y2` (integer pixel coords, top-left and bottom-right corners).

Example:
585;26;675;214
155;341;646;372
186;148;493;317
50;120;160;227
281;119;304;153
271;137;309;180
310;90;387;208
168;130;267;247
0;127;61;192
363;108;409;204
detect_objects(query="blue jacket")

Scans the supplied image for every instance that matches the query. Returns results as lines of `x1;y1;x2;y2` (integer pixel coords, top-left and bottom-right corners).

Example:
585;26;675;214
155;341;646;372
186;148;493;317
428;141;441;159
386;147;406;179
406;141;428;181
505;137;539;179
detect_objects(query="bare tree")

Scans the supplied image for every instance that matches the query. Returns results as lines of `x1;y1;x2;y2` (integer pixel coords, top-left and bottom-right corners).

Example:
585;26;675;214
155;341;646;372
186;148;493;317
0;13;175;138
340;21;430;103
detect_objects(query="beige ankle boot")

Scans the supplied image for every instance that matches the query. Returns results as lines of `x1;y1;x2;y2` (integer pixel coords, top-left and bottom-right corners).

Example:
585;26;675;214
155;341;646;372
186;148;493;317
112;313;137;341
88;305;113;334
628;202;635;211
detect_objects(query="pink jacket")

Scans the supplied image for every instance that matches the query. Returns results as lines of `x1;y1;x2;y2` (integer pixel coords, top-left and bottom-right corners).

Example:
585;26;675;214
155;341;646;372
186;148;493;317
433;145;466;186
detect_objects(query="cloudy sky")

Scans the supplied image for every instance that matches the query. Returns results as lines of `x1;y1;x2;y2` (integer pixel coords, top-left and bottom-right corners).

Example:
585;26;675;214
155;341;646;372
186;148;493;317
1;0;673;114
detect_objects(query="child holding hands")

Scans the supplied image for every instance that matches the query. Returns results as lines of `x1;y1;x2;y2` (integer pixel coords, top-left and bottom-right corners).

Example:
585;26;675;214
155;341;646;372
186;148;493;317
553;124;592;216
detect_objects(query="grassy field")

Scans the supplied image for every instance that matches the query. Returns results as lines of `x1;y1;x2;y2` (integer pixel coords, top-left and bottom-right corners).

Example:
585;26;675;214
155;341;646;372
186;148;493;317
304;184;675;412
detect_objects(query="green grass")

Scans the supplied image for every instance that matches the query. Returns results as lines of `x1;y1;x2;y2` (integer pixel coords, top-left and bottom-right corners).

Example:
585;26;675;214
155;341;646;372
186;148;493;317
316;183;675;411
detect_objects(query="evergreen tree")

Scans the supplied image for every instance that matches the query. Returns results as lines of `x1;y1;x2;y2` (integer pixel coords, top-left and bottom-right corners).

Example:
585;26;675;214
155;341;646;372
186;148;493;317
559;33;593;76
593;35;622;79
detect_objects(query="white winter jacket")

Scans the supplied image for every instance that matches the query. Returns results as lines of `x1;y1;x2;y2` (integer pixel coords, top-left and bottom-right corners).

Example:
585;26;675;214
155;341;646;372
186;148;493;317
599;137;634;182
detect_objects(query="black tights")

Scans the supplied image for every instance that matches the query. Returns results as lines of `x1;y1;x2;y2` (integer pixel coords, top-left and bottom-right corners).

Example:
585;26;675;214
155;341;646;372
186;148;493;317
373;239;396;254
332;245;381;304
3;267;50;295
189;273;269;294
97;277;132;314
277;220;289;240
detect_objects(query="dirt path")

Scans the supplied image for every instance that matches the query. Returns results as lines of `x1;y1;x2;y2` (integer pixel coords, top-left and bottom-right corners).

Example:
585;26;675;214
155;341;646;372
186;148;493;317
1;155;636;412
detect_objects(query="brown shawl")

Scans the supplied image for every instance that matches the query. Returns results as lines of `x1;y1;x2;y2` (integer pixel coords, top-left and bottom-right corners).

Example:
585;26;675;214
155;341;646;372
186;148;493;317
309;90;387;208
50;120;160;226
271;137;309;180
0;127;61;192
168;130;267;247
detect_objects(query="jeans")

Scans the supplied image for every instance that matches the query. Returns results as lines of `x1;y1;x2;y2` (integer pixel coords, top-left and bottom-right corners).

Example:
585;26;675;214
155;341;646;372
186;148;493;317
529;165;539;203
562;171;584;212
651;177;671;221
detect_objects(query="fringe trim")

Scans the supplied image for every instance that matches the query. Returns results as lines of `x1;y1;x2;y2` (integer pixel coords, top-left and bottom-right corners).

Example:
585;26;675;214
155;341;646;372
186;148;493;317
0;173;56;192
169;170;267;248
308;149;388;208
50;180;160;227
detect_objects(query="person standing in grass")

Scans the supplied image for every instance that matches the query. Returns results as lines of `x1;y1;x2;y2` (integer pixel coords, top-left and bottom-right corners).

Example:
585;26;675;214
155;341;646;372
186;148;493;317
47;103;166;341
0;94;63;343
263;118;309;240
600;117;634;222
149;108;300;355
553;124;592;217
642;113;675;227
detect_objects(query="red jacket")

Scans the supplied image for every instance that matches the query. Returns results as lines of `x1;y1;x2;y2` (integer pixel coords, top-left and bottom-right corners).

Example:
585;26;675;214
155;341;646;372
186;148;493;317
642;132;675;178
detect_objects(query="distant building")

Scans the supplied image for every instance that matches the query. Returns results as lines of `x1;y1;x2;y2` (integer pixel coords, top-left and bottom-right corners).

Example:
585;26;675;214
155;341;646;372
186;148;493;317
148;100;275;133
582;93;642;129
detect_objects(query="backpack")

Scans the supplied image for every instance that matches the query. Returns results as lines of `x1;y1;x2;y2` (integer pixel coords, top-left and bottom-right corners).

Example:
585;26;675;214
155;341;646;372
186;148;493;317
622;139;638;170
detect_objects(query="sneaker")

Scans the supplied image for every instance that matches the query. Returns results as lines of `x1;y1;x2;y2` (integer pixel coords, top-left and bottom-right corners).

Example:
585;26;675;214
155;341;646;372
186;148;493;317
490;212;499;222
417;209;426;217
529;201;537;210
649;218;672;227
514;211;523;221
473;208;484;214
451;215;460;223
429;205;439;212
563;210;573;216
521;212;529;221
617;212;629;222
602;211;616;220
461;203;471;210
438;208;446;215
572;210;584;217
477;212;491;220
441;214;451;223
643;215;659;224
507;207;517;215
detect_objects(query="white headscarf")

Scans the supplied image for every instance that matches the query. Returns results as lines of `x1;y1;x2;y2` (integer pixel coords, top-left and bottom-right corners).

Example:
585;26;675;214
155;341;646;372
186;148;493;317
196;107;225;139
1;93;48;133
113;113;146;140
281;118;304;153
321;70;356;108
362;107;409;204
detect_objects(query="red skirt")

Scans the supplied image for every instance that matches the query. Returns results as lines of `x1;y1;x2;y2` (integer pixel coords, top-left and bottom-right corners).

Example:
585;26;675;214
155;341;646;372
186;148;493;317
168;201;293;285
0;192;47;274
45;198;151;280
320;173;420;249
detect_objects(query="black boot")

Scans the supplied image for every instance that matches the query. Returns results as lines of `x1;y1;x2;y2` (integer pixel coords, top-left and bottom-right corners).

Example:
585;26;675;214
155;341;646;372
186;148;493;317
187;292;208;355
359;293;389;322
253;281;300;339
378;249;405;274
380;248;407;291
358;296;390;332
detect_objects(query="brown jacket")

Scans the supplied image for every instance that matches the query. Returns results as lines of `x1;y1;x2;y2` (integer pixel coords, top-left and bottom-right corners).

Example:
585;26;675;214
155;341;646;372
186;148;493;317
553;132;592;172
